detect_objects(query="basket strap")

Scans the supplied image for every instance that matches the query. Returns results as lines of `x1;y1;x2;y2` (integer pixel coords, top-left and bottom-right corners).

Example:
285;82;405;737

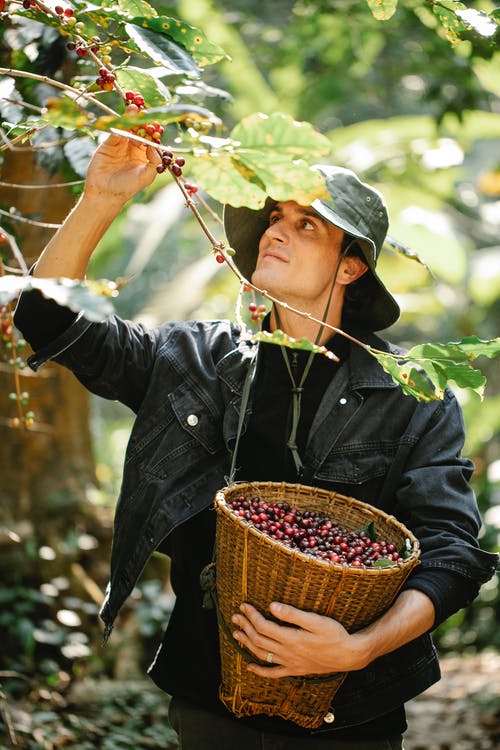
200;561;345;686
227;349;258;485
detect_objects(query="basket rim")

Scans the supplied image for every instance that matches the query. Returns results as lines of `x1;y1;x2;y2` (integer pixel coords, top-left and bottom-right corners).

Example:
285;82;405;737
215;481;420;573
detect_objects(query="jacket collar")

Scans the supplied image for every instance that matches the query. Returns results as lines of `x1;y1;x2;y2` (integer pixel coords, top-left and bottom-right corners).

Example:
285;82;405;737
216;325;400;394
347;330;401;391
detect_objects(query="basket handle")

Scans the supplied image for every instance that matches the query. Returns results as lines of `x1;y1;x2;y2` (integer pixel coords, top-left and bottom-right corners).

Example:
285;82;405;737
200;562;345;685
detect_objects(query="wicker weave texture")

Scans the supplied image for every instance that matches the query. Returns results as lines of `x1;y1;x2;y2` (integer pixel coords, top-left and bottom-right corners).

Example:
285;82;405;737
214;481;420;729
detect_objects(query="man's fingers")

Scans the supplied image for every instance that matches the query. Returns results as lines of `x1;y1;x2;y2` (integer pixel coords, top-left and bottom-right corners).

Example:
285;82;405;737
237;603;289;640
269;601;323;632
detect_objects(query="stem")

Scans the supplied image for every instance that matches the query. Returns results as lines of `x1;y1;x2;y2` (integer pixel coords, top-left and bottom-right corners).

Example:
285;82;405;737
0;180;85;189
0;208;60;230
194;191;224;225
0;68;118;116
0;227;29;274
0;259;25;429
0;126;41;152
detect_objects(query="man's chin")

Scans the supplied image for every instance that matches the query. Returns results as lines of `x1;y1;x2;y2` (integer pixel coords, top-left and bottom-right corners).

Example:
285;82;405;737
251;268;282;295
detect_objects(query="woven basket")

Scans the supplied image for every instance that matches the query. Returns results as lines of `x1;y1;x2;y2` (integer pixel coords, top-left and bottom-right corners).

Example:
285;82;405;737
213;481;420;729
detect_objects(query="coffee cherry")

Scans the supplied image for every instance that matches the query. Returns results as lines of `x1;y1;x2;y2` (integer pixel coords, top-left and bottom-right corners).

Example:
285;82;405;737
227;496;404;569
184;182;198;196
22;0;31;8
95;68;115;91
64;7;74;16
55;5;64;13
215;253;225;264
171;164;182;177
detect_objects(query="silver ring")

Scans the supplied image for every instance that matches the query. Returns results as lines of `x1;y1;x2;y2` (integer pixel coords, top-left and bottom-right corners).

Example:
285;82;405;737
266;651;274;664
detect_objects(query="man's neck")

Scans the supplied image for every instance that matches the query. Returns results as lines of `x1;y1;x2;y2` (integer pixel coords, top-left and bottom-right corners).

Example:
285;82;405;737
269;301;344;346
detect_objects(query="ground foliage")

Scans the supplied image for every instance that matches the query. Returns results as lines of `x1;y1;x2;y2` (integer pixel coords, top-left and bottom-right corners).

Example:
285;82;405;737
0;654;498;748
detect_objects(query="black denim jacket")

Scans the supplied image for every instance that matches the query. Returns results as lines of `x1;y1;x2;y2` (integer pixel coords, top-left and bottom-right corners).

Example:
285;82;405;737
24;312;497;731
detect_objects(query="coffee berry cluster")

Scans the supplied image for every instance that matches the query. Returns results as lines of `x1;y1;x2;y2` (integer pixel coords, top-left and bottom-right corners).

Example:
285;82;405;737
156;151;185;176
96;67;115;91
227;496;403;568
248;302;267;322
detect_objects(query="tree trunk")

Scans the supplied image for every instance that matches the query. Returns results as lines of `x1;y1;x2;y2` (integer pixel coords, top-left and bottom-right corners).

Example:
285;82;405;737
0;147;103;564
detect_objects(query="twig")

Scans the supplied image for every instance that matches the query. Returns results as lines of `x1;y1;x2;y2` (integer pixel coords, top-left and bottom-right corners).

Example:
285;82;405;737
0;68;118;116
0;179;85;190
0;226;29;274
0;208;60;230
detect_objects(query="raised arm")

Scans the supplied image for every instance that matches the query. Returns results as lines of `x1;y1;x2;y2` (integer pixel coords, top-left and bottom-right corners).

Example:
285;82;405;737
34;133;161;280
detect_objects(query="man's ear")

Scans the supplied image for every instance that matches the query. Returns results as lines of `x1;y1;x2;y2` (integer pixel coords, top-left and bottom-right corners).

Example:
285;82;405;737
338;255;369;286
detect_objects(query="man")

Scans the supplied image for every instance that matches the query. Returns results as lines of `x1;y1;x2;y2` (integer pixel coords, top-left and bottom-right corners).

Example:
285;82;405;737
14;133;497;750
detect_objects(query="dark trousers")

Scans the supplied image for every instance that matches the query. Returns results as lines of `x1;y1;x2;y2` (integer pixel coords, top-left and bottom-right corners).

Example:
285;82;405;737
168;697;404;750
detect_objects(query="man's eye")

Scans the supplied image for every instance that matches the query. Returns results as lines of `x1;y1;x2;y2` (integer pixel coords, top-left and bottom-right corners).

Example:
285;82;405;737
269;214;280;225
301;219;314;230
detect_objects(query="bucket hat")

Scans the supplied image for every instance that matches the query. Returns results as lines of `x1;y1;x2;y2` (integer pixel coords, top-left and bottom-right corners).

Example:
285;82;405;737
223;165;400;331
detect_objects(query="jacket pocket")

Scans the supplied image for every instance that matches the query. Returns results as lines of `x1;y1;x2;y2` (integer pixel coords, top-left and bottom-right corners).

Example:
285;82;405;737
315;442;398;485
125;383;224;478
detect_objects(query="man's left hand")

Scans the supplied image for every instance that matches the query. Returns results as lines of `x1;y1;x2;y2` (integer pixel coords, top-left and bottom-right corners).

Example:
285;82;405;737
231;601;366;678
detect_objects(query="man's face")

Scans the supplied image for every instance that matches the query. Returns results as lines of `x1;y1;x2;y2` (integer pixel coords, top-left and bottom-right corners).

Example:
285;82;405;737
251;201;346;312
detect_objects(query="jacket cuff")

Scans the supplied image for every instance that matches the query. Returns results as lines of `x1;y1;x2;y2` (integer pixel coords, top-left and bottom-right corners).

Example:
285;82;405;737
401;568;480;628
26;312;94;372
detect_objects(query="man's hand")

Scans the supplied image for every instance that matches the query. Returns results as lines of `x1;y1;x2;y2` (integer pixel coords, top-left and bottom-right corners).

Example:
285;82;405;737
84;130;162;210
232;590;435;680
33;125;163;280
231;602;366;678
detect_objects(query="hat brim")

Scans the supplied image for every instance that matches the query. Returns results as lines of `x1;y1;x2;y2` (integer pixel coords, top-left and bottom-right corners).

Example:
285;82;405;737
224;199;400;332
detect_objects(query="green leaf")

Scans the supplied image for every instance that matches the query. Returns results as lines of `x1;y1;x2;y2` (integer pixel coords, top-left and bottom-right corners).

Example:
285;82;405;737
230;113;331;206
369;337;500;401
115;67;170;107
384;236;433;274
356;521;377;541
369;351;440;402
124;23;200;77
189;152;264;205
408;337;500;363
0;276;116;321
117;0;157;17
366;0;398;21
42;98;94;132
231;112;331;161
189;113;332;207
190;152;268;207
372;558;397;568
417;359;486;400
431;1;470;45
127;16;227;67
94;103;215;131
252;329;338;360
401;538;413;559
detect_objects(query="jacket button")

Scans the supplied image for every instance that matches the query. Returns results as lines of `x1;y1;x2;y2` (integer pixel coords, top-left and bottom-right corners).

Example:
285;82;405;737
187;414;199;426
323;712;335;723
339;397;347;405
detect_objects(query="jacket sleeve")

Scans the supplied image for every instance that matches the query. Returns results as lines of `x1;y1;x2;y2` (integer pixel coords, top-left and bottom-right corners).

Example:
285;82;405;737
393;390;498;613
14;288;171;414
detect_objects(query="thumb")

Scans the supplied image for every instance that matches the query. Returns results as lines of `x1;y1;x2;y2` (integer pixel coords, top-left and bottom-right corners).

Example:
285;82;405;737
269;601;322;631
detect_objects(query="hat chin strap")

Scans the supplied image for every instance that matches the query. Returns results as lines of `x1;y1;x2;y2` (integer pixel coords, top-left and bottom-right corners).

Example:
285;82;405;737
273;240;353;475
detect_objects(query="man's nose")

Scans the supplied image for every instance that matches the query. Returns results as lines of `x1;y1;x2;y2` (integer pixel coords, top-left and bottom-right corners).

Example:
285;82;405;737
264;221;287;243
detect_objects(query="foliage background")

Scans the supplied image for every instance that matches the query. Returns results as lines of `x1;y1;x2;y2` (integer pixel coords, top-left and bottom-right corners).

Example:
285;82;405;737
0;0;499;746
